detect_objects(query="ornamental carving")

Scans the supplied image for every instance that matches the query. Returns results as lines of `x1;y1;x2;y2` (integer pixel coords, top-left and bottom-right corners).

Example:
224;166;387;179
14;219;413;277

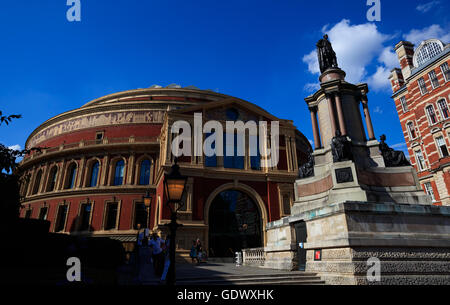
28;110;165;148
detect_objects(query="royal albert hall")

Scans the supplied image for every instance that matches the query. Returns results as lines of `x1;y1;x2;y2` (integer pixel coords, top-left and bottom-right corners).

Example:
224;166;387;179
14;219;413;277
18;86;310;259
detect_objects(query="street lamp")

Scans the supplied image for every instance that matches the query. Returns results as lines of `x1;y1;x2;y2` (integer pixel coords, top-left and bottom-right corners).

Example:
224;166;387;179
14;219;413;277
164;158;187;285
143;189;152;229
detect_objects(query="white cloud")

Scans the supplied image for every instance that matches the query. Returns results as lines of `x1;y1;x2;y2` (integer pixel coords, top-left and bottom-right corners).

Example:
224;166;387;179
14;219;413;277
304;82;320;92
378;47;398;68
368;66;391;91
391;142;406;149
416;1;441;13
404;24;450;45
8;144;21;151
302;19;397;92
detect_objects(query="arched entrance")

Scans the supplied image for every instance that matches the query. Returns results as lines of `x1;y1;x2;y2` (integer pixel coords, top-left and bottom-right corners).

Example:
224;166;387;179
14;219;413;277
208;190;263;258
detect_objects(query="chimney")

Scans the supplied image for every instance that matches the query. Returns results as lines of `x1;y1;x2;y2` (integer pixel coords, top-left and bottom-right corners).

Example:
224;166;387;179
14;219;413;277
394;41;415;79
389;68;405;93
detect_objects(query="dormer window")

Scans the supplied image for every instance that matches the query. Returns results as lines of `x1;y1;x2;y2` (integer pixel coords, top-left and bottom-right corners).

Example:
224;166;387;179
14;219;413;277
413;39;444;67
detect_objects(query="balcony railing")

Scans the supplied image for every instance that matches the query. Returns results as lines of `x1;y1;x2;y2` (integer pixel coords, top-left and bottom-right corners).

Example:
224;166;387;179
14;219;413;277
23;136;158;162
242;247;266;267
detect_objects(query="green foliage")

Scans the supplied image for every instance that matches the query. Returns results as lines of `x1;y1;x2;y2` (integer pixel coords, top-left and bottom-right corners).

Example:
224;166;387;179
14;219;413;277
0;111;22;126
0;111;41;224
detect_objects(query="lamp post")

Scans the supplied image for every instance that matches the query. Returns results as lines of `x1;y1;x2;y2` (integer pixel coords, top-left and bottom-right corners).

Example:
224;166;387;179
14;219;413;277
143;190;152;229
163;158;187;285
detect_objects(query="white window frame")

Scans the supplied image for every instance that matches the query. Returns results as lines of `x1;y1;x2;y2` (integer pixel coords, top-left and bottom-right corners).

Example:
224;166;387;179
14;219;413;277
424;182;436;202
441;62;449;82
406;121;417;140
437;99;449;120
400;96;408;113
425;105;438;126
435;136;449;158
428;70;440;89
414;150;426;171
418;77;428;95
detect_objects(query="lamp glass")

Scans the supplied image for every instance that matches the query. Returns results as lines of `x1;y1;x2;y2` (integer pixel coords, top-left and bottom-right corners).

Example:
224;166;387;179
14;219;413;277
144;197;151;207
166;178;186;202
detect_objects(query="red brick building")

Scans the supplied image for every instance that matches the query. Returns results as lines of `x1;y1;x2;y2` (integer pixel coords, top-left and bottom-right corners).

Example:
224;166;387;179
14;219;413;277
18;86;310;258
390;39;450;205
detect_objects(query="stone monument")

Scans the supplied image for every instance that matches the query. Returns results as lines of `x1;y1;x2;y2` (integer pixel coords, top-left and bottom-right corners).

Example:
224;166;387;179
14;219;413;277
262;36;450;285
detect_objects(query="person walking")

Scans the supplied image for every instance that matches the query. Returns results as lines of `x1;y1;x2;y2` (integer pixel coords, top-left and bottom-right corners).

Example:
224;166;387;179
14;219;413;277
149;232;165;277
137;228;152;283
160;234;171;284
189;240;198;264
196;239;204;265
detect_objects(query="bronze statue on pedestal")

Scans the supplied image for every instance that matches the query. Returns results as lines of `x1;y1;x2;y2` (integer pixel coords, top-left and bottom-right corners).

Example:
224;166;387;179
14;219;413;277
379;135;411;167
317;34;339;73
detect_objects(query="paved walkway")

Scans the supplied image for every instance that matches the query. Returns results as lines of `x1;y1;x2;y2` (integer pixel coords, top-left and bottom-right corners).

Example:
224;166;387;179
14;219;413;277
118;260;300;285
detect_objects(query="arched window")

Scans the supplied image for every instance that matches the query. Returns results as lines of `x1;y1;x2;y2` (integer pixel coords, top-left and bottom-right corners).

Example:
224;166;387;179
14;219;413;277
139;159;151;185
438;99;449;119
414;39;444;67
89;161;100;187
66;164;77;189
426;105;437;125
32;170;43;195
47;167;58;192
113;160;125;186
407;122;416;139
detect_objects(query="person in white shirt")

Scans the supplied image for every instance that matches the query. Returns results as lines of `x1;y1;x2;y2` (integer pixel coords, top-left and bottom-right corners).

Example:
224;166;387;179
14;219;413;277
149;232;165;277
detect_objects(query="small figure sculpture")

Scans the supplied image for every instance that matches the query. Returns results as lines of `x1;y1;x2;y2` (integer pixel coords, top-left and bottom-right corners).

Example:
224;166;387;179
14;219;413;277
379;134;411;167
331;130;353;163
316;34;339;73
299;148;315;179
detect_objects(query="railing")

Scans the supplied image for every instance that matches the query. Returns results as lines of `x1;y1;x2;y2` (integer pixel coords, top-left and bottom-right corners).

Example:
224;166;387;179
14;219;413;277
242;247;266;267
23;136;159;162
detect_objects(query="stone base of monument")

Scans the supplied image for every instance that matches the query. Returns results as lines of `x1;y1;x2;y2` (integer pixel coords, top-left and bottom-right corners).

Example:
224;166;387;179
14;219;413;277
263;201;450;285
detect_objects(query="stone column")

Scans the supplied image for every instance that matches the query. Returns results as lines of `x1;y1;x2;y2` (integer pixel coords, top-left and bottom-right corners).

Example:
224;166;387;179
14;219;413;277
127;154;135;185
57;160;66;191
76;157;86;188
361;95;375;140
101;155;110;186
326;94;338;137
26;166;36;196
39;163;49;193
335;93;347;136
310;107;322;149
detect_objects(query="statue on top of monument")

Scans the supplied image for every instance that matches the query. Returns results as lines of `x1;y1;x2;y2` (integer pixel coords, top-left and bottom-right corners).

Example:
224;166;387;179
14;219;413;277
316;34;339;74
379;134;411;167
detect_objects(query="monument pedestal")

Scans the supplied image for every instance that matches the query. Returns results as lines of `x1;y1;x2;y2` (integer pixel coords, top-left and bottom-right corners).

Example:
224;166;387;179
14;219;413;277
264;201;450;284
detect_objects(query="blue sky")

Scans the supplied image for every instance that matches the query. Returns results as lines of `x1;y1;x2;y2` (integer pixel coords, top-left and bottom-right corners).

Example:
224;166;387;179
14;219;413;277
0;0;449;155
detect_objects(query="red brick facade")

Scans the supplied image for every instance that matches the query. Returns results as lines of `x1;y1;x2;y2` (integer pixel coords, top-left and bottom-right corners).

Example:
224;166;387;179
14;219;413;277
18;87;311;257
390;39;450;205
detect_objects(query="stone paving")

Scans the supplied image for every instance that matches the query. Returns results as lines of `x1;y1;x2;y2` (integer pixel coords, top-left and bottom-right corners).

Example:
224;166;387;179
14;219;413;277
118;260;304;285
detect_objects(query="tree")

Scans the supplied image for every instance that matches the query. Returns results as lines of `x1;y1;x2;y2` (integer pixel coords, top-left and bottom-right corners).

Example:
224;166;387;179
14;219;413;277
0;111;43;226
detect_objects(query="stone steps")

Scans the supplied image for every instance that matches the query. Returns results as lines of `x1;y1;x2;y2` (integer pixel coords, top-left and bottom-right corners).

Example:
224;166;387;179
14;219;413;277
144;272;325;285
